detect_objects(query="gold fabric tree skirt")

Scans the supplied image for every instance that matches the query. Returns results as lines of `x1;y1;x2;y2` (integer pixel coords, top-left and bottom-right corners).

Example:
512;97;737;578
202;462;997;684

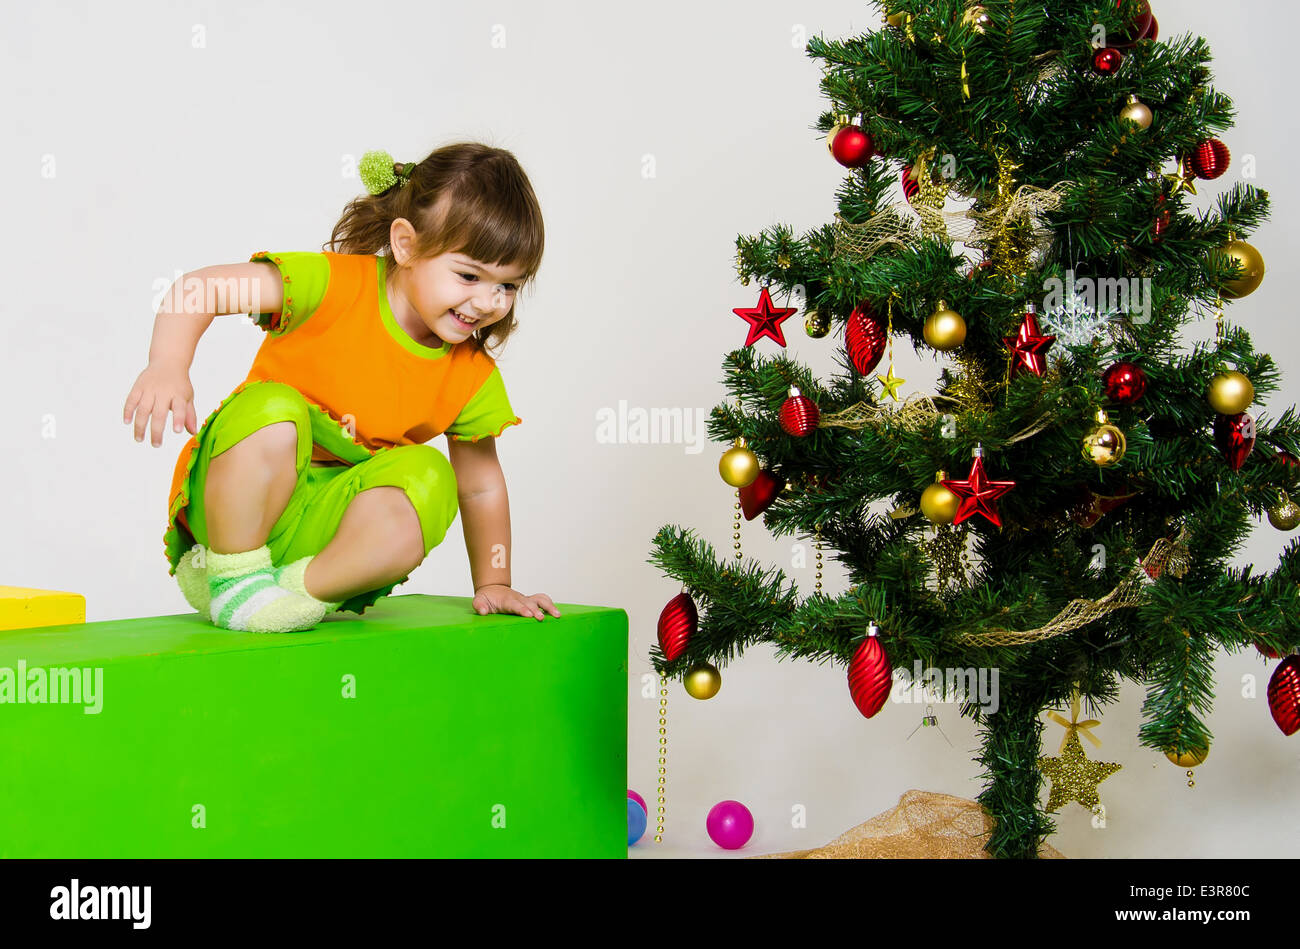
756;790;1066;859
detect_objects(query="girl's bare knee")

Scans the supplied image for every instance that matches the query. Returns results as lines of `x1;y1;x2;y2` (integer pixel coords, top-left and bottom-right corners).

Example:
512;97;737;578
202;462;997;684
360;486;426;569
210;422;298;476
240;421;298;458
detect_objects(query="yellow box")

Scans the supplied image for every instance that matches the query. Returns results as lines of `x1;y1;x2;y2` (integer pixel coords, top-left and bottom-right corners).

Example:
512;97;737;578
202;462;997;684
0;586;86;631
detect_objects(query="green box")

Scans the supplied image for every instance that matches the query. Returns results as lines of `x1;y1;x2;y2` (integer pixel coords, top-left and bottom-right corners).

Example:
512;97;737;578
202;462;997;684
0;594;628;858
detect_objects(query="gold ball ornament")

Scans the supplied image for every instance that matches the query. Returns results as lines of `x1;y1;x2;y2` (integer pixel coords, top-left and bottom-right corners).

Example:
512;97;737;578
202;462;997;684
1268;494;1300;531
962;4;992;32
1119;95;1153;130
1164;745;1209;768
825;113;852;156
683;662;722;700
804;308;830;338
1082;410;1127;467
826;124;846;156
719;437;759;488
923;300;966;351
1207;371;1254;415
920;473;959;524
1213;239;1266;299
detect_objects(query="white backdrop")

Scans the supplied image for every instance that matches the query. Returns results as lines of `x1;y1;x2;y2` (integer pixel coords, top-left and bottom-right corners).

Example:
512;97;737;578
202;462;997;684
1;0;1296;858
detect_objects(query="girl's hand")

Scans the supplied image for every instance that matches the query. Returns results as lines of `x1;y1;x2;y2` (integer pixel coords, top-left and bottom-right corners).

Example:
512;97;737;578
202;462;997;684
123;364;199;447
472;584;561;622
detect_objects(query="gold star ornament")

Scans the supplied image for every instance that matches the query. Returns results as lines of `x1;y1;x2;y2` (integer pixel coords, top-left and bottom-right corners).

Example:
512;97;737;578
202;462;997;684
1163;157;1198;196
1039;730;1121;811
877;364;906;401
1038;693;1122;812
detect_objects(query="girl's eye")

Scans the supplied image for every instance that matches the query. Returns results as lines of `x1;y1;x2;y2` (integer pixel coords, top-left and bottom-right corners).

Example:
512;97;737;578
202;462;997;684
460;271;514;289
460;273;517;292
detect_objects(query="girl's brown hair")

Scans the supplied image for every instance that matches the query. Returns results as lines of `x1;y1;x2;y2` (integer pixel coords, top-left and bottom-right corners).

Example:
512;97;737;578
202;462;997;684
327;141;544;357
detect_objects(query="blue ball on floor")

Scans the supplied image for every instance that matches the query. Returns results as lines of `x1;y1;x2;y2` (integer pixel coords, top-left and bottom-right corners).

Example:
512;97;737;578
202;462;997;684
628;799;647;846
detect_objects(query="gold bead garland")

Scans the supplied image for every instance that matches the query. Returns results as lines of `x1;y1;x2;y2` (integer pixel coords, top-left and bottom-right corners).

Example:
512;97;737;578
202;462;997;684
655;674;668;842
734;492;743;561
814;527;824;593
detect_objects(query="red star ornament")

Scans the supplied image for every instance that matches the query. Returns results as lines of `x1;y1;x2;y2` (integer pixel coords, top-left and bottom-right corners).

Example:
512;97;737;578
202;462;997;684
734;286;797;348
941;453;1016;527
1003;308;1056;376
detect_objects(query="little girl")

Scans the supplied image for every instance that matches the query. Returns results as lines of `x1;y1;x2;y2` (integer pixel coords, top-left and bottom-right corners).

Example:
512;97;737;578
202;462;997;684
123;142;560;633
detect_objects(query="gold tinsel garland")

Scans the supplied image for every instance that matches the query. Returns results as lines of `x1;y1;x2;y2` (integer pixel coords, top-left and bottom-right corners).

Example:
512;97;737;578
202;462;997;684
926;522;973;590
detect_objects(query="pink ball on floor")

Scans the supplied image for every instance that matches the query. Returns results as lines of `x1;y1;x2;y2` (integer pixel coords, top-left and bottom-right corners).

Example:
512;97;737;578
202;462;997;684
706;800;754;850
628;789;647;813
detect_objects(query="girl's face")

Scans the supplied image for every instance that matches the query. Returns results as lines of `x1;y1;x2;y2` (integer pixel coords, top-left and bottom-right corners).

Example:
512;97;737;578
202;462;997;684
391;248;524;347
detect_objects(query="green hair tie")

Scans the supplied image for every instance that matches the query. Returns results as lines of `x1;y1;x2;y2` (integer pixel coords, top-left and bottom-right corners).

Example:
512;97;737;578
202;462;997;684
359;149;413;195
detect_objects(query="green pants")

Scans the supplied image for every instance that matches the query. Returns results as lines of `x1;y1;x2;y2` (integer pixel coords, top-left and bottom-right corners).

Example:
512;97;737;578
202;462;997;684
175;380;460;615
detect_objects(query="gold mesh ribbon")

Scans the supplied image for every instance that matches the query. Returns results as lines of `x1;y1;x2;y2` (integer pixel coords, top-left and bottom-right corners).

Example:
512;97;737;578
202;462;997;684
832;206;920;261
834;202;978;255
965;181;1074;247
833;161;1072;257
756;789;1066;859
955;529;1192;647
819;395;956;434
819;397;1054;445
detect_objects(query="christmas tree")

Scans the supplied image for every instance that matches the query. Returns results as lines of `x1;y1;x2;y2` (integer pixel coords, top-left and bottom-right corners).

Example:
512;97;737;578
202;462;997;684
648;0;1300;859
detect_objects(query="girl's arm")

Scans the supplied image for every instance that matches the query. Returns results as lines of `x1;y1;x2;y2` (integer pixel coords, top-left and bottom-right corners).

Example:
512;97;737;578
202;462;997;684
124;262;282;446
446;435;560;621
146;262;282;369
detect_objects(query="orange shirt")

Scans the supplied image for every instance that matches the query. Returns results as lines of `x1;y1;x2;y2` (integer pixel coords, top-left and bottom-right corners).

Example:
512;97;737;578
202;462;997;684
241;251;518;462
166;250;520;530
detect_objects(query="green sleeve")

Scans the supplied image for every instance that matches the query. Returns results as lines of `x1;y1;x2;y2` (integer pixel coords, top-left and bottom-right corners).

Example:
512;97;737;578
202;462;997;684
246;251;331;336
446;367;522;442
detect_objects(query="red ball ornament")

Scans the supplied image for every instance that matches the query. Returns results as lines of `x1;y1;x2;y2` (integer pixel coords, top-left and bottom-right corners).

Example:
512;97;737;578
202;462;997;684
845;302;888;376
739;469;785;520
657;591;697;662
779;386;820;437
1153;194;1171;242
1257;642;1282;660
847;624;891;719
901;166;920;201
832;126;875;168
1214;412;1255;471
1276;450;1300;468
1145;16;1158;41
1092;46;1124;75
1267;655;1300;736
1111;0;1154;45
1189;139;1231;180
941;448;1016;528
1103;362;1147;404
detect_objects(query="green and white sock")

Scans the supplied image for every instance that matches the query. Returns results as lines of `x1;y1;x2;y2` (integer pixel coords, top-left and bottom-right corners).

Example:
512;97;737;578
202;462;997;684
175;545;211;617
206;545;326;633
275;556;344;613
